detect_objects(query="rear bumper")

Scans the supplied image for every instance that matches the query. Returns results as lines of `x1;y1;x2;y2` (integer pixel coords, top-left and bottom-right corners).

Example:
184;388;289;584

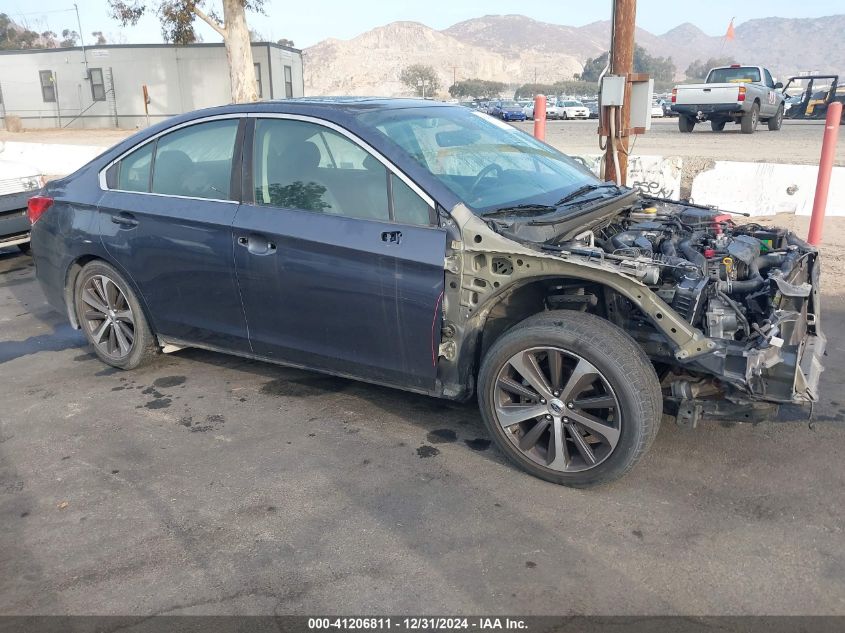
671;103;745;119
0;191;31;241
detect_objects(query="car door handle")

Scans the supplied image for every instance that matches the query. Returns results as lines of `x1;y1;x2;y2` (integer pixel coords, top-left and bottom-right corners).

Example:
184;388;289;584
237;234;277;256
381;230;402;244
111;213;139;228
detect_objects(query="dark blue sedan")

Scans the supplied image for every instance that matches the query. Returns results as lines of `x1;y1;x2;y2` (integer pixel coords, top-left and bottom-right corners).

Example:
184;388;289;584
489;100;527;122
27;98;823;487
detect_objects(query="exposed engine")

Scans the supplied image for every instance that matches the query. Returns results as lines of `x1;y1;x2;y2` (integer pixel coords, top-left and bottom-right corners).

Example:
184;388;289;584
546;200;815;347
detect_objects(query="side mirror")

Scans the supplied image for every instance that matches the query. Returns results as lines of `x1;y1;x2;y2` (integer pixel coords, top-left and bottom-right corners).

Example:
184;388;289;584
774;82;783;89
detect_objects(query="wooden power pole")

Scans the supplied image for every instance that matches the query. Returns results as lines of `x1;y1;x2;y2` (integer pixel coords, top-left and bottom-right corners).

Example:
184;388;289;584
606;0;637;185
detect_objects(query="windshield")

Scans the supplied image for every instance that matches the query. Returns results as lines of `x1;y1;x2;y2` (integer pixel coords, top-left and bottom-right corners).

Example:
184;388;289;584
708;67;762;84
358;106;598;213
564;101;582;107
501;101;519;107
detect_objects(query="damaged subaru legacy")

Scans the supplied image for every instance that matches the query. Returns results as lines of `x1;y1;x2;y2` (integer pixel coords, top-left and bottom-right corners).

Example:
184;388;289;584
30;99;824;487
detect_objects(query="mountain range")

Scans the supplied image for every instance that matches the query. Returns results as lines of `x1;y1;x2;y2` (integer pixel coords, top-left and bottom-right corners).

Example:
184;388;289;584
303;14;845;96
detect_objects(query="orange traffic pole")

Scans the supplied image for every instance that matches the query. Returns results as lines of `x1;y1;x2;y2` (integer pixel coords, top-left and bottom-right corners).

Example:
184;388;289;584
808;101;842;246
533;95;546;141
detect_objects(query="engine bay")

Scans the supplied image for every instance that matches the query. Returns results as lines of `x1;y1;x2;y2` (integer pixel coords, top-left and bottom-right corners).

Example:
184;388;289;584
543;200;816;349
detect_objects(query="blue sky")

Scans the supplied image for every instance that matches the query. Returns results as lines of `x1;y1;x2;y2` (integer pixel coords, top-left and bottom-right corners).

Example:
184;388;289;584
5;0;843;48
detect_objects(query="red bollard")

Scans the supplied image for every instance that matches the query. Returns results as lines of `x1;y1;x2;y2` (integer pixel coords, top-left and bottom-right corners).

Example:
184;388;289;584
533;95;547;141
808;101;842;246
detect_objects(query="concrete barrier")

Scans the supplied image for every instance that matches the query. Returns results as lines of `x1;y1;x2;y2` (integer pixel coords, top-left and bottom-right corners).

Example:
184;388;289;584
690;161;845;217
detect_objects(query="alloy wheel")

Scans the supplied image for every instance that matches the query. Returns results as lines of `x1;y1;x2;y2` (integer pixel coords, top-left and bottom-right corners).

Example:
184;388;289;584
80;275;135;359
492;346;621;472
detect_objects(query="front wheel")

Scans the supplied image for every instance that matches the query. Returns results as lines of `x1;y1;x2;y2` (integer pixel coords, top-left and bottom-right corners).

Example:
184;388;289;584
477;311;662;488
74;260;160;370
768;104;784;131
679;116;695;133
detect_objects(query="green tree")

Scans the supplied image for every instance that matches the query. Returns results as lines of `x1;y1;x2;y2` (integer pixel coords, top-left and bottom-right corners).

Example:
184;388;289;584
449;78;505;99
92;31;108;45
60;29;79;48
582;45;676;83
276;38;294;47
685;57;737;81
108;0;265;103
400;64;440;97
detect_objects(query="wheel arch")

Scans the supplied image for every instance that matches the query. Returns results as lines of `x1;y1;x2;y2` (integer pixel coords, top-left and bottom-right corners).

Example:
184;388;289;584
64;254;158;335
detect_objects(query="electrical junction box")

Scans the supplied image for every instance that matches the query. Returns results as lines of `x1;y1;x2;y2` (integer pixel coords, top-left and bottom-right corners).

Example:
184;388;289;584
629;75;655;132
600;75;626;106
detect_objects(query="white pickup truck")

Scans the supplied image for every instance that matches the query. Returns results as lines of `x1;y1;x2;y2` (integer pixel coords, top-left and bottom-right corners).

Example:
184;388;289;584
671;65;785;134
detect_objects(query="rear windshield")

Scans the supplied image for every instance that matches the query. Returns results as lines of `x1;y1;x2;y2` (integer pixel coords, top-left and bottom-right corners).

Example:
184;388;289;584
708;67;761;84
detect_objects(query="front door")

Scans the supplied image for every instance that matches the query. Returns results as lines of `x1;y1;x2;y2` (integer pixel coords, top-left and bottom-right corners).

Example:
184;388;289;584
98;117;250;351
232;116;447;390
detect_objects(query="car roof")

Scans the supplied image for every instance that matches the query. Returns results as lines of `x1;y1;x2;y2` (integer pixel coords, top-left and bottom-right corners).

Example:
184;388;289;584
190;97;452;118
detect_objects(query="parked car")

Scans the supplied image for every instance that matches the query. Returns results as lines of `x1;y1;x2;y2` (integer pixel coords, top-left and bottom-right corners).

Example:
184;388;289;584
671;64;785;134
29;98;824;487
0;159;44;253
489;100;527;122
583;100;600;119
551;99;590;120
651;99;664;118
656;98;675;117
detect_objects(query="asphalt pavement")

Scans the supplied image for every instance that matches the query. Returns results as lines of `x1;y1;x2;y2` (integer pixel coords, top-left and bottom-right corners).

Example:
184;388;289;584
1;247;844;615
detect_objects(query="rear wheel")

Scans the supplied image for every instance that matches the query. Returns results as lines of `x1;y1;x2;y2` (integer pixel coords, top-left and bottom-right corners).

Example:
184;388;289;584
710;119;727;132
768;104;784;131
74;261;159;370
741;103;760;134
477;311;662;488
679;116;695;133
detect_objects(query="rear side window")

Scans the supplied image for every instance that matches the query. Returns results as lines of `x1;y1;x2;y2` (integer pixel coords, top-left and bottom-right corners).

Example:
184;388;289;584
151;120;239;199
117;142;153;192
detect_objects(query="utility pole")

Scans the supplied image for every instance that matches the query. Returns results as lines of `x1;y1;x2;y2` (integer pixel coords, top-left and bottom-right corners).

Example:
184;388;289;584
605;0;636;185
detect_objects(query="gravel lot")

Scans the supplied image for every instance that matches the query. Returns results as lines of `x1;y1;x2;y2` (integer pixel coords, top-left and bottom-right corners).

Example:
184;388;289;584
1;214;844;615
516;118;845;166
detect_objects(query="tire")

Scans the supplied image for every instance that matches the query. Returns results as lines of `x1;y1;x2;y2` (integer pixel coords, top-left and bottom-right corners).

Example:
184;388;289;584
679;116;695;133
73;260;159;370
767;104;784;131
477;311;662;488
710;119;727;132
562;112;569;120
741;102;760;134
17;242;31;254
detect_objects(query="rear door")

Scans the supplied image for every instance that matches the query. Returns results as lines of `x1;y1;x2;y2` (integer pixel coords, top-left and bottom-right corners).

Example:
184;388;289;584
232;115;447;390
98;116;250;351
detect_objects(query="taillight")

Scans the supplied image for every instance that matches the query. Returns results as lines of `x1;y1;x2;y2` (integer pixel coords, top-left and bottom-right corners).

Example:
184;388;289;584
671;88;677;103
27;196;53;224
738;86;746;102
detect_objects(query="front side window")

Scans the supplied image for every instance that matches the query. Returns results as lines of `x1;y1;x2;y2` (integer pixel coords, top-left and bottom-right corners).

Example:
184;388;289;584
253;118;390;221
764;69;775;89
39;70;56;103
359;106;596;213
149;119;239;199
90;68;106;101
